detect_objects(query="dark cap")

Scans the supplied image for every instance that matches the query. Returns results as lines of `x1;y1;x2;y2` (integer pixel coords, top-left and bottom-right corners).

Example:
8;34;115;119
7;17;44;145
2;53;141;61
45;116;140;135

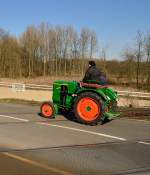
89;60;96;66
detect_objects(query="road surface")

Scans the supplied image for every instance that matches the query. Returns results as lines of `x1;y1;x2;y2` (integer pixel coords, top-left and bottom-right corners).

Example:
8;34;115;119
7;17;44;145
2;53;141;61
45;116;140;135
0;103;149;175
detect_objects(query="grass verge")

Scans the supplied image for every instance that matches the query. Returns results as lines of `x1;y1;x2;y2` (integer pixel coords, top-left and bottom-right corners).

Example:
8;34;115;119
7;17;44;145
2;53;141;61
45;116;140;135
0;98;41;106
119;107;150;121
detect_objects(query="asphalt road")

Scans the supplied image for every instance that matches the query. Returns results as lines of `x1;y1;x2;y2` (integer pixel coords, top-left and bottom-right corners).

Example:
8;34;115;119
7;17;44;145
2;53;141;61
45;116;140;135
0;103;149;175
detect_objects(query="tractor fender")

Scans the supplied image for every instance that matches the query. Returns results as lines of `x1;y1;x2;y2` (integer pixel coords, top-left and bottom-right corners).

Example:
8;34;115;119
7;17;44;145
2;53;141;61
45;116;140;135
75;88;108;102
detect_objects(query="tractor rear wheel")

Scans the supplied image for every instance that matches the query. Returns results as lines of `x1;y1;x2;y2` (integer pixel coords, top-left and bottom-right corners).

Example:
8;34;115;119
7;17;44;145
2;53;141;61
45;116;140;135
74;92;104;125
41;102;55;118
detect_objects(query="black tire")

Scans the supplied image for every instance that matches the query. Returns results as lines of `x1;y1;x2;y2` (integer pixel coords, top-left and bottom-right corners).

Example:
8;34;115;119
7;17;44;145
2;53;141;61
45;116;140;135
41;101;55;118
73;92;104;125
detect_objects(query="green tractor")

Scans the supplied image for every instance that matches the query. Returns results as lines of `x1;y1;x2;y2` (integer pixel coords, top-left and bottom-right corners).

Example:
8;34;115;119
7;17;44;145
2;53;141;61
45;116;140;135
41;80;119;125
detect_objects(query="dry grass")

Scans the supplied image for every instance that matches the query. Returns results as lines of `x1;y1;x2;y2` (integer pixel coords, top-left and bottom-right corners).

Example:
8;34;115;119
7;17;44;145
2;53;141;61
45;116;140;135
0;98;40;105
0;76;82;85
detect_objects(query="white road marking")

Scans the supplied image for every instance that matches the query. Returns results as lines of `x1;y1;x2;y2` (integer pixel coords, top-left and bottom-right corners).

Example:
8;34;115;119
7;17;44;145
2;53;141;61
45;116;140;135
3;152;72;175
0;114;126;141
138;141;150;145
38;122;126;141
0;114;29;122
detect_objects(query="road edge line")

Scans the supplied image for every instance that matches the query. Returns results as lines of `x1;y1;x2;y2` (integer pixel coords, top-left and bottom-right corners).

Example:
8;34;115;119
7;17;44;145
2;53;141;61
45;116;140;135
3;152;72;175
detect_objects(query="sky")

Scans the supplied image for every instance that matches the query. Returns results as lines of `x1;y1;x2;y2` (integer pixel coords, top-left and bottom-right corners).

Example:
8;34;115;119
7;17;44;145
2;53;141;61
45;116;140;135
0;0;150;59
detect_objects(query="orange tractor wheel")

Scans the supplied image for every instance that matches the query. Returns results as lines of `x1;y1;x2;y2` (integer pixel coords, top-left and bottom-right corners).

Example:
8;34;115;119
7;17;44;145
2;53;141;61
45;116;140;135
74;92;103;125
41;102;55;118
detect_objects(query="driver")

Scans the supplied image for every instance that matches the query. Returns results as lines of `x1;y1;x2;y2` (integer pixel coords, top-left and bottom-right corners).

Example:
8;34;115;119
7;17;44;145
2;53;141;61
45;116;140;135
82;61;108;85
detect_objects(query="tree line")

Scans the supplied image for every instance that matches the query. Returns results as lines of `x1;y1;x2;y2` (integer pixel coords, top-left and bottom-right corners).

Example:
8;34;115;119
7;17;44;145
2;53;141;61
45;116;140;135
0;23;98;78
0;24;150;90
123;31;150;90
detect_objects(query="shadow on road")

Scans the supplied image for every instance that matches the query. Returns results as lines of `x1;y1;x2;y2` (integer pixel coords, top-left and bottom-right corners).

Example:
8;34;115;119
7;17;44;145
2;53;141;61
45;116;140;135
38;111;113;126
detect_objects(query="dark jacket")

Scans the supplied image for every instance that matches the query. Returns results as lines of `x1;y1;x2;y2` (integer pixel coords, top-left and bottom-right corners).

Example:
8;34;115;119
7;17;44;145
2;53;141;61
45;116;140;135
82;66;102;83
82;65;108;85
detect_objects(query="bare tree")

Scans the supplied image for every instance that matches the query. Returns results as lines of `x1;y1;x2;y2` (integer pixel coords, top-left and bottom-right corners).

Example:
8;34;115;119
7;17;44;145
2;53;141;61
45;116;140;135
38;23;51;76
20;26;40;77
144;33;150;88
80;28;90;58
135;31;143;88
69;27;80;59
89;30;98;59
123;48;136;85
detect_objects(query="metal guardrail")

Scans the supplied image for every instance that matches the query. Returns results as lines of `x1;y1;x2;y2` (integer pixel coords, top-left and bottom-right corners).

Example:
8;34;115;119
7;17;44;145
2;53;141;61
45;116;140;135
117;90;150;99
0;82;150;99
0;82;52;91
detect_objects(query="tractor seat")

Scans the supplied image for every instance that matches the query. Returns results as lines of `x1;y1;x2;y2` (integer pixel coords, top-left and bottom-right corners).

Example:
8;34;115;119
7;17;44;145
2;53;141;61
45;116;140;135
80;82;108;89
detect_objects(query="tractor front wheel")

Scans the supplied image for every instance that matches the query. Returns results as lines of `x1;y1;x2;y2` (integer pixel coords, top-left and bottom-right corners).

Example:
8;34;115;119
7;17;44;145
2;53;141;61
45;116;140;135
74;92;104;125
41;102;55;118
